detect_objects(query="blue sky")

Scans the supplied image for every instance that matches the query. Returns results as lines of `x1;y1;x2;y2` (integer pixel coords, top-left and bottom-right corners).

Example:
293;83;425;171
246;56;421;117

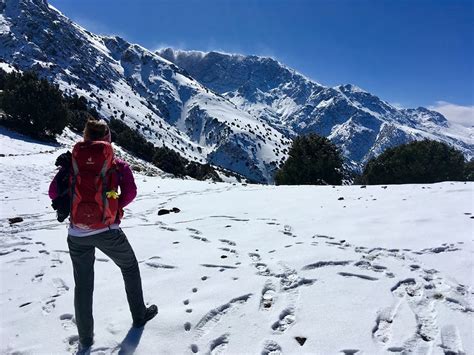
49;0;473;123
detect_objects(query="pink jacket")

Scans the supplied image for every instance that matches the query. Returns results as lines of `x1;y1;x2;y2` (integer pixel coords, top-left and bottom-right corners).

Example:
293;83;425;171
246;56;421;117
48;158;137;221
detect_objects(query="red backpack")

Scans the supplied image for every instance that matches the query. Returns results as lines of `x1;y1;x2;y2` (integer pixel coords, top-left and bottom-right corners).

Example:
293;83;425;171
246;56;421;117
69;141;119;229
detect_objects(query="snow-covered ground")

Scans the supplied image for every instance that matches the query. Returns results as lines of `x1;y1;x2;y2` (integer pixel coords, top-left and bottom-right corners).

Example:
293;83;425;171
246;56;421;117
0;130;473;354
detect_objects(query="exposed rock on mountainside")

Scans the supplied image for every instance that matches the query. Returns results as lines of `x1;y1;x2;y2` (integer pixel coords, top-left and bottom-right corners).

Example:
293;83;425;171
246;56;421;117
158;49;473;168
0;0;290;183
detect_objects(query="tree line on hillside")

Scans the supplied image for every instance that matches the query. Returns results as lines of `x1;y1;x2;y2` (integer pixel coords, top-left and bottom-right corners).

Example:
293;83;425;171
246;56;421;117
0;69;222;181
275;134;473;185
1;69;471;185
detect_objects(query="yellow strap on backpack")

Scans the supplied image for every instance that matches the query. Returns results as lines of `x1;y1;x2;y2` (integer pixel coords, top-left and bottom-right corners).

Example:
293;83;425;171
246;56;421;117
106;190;120;199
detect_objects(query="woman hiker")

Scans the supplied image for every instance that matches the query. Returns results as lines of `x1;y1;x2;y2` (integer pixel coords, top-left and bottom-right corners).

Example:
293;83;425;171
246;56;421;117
49;119;157;349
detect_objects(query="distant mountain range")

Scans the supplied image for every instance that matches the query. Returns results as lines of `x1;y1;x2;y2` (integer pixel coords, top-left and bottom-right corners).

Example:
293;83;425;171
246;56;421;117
1;0;472;182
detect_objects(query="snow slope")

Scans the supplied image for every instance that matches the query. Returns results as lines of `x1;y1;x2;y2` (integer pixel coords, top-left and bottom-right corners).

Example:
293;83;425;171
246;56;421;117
1;130;473;354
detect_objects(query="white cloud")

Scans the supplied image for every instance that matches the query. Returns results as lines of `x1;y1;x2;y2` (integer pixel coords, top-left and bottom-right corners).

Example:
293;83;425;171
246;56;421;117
429;101;474;128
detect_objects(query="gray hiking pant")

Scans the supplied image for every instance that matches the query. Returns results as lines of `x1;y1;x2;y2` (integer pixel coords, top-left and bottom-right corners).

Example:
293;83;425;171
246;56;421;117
67;228;146;342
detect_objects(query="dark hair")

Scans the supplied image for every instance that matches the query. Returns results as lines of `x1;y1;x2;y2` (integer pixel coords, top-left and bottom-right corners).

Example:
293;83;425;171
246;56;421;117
83;119;109;141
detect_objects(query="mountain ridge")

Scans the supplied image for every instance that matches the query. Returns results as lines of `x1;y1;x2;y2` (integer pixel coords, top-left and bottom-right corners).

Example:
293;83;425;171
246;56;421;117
0;0;291;183
0;0;472;183
157;48;472;167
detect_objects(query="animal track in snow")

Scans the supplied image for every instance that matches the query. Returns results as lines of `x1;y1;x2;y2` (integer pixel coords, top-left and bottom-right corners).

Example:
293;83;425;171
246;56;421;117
219;247;237;255
145;261;177;269
338;272;378;281
314;234;334;240
302;260;352;270
189;234;211;243
31;272;44;282
184;322;191;331
282;225;293;236
219;239;236;246
190;344;199;353
159;226;178;232
200;264;237;269
187;227;202;234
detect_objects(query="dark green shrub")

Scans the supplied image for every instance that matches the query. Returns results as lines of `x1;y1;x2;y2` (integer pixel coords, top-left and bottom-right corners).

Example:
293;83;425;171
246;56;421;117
275;133;343;185
152;146;186;177
360;140;466;184
186;162;222;181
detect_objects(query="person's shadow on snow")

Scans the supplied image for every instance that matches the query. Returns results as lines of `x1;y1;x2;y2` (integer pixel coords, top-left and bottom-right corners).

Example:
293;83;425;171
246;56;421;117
117;326;144;355
75;327;144;355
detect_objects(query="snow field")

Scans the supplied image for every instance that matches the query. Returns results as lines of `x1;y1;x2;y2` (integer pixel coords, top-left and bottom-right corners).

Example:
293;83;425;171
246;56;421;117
0;131;473;354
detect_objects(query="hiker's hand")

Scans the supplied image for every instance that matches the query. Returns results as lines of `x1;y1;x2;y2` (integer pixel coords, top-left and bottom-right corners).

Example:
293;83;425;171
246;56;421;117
55;151;72;168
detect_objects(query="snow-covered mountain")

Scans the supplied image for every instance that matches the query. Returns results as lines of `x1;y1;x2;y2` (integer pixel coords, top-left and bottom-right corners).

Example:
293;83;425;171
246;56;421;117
0;0;291;183
1;0;472;184
158;49;473;167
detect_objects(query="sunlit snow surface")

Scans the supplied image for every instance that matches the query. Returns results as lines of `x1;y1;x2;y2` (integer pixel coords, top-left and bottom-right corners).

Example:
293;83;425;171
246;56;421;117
0;130;473;354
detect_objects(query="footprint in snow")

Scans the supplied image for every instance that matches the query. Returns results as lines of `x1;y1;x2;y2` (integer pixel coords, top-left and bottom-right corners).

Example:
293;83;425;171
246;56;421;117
60;313;75;330
271;307;296;332
260;280;276;310
261;340;282;355
208;333;230;354
248;252;261;262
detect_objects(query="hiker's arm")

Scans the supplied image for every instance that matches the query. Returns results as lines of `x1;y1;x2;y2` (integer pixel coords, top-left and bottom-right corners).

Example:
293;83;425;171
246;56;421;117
118;162;137;209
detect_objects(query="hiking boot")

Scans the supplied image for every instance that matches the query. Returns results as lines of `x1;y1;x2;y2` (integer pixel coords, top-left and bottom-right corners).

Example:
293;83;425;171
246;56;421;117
79;337;93;349
133;304;158;328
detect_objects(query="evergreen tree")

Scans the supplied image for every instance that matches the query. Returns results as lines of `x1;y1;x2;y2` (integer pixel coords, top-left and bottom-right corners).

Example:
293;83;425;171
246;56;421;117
0;71;69;140
275;134;343;185
464;158;474;181
360;140;466;184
